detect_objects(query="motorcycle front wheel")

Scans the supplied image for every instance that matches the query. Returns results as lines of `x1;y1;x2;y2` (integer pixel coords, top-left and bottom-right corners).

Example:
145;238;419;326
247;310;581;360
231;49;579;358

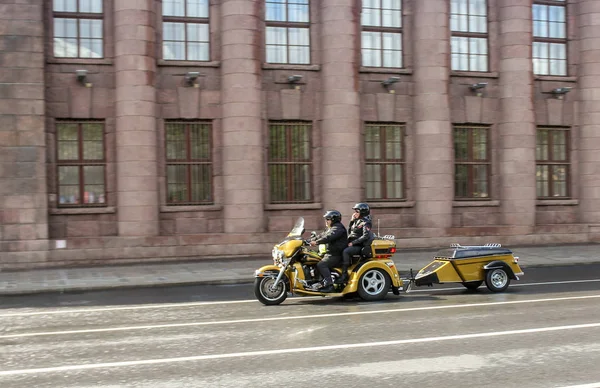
254;276;288;305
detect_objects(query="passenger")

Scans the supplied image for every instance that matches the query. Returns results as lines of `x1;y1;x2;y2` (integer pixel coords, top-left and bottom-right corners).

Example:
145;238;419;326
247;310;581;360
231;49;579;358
337;203;374;284
309;210;348;292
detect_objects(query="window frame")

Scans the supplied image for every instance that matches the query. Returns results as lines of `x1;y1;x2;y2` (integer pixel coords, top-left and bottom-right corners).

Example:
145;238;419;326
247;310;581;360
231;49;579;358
364;122;406;201
360;0;404;69
50;0;105;60
453;125;491;200
532;0;568;76
265;0;312;65
450;0;489;73
536;126;571;199
267;121;314;204
164;120;214;205
161;0;211;62
56;120;107;208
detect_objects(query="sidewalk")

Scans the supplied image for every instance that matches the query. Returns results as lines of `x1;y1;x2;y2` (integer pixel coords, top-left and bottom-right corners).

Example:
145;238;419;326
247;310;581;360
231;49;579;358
1;243;599;296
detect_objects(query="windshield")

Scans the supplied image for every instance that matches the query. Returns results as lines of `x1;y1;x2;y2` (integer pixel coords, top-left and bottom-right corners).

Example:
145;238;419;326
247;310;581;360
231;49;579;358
287;217;305;237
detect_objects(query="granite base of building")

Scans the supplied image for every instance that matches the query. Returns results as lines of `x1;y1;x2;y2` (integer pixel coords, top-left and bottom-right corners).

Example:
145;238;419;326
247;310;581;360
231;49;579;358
1;224;598;270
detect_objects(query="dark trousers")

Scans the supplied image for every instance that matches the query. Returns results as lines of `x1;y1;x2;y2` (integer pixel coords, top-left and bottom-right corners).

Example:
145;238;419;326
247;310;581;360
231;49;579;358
317;254;342;285
342;245;363;268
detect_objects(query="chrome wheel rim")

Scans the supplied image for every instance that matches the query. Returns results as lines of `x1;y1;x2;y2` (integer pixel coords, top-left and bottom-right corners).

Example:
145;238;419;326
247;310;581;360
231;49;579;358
361;270;385;296
260;278;285;301
490;269;508;289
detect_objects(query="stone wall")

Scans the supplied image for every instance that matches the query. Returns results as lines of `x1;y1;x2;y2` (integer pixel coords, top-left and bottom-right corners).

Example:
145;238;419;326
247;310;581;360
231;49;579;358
0;0;49;264
1;0;599;270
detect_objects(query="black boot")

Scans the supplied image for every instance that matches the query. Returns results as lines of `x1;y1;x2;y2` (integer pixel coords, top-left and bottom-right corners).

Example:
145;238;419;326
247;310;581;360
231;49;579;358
335;267;349;284
320;283;334;293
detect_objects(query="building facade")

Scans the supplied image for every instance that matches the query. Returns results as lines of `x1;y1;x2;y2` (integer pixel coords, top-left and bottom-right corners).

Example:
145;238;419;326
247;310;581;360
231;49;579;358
2;0;600;269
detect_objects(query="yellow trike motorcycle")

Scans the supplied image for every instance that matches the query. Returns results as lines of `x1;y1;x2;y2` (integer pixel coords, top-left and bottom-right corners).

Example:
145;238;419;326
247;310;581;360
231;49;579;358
254;217;402;305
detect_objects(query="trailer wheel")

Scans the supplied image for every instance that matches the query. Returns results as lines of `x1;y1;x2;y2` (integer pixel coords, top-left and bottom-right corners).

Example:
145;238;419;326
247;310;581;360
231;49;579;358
462;280;483;290
485;268;510;292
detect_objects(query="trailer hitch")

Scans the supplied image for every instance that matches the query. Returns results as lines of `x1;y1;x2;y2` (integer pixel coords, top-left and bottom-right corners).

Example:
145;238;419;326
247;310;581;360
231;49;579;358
402;268;417;293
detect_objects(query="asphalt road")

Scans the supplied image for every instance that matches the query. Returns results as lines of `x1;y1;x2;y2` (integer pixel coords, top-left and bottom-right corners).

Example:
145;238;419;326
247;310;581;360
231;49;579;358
1;264;600;388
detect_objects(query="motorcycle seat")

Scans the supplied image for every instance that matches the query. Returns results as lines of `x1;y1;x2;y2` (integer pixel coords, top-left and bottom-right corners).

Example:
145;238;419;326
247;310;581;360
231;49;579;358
350;251;373;264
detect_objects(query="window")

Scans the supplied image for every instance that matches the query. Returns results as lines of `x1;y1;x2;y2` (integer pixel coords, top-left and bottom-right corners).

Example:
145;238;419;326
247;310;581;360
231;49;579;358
450;0;488;72
268;122;312;203
533;0;567;76
52;0;103;58
365;123;405;200
536;127;570;198
454;126;490;199
361;0;403;68
162;0;210;61
265;0;310;64
57;121;106;207
165;121;213;205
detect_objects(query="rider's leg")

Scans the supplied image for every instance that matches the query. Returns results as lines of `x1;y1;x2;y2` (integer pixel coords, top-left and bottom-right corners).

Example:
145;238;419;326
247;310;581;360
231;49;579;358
315;255;342;290
338;246;361;284
316;256;333;285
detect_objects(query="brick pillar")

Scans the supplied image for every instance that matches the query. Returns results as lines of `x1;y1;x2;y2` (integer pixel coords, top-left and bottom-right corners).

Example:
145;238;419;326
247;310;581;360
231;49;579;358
497;0;536;226
578;1;600;223
114;0;159;236
221;0;264;233
0;0;49;264
320;0;361;212
412;0;453;228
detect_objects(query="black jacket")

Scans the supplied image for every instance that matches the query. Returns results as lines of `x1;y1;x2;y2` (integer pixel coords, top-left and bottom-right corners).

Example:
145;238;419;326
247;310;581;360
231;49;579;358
347;215;374;246
314;221;348;257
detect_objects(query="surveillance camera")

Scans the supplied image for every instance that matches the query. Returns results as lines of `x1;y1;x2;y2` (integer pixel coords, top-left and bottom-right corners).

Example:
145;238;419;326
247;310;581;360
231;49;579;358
186;72;200;80
382;76;400;86
75;70;91;86
287;75;303;83
75;69;88;81
552;87;572;94
184;71;201;86
470;82;488;90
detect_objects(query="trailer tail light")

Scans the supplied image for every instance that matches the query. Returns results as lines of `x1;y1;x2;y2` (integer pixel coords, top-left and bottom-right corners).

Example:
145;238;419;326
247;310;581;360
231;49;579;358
390;247;397;254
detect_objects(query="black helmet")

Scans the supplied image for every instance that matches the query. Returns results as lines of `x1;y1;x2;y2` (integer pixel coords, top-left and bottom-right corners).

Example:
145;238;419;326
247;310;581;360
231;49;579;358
352;202;370;217
323;210;342;224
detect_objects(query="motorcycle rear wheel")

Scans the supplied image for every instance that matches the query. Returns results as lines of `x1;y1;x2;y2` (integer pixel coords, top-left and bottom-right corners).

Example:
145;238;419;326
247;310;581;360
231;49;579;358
357;268;390;301
254;276;288;305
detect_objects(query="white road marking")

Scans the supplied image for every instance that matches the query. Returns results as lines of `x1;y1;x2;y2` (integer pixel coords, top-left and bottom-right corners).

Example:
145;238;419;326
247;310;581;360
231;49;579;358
555;384;600;388
1;321;599;376
2;294;600;339
409;278;600;293
516;279;600;287
0;297;317;318
1;277;599;318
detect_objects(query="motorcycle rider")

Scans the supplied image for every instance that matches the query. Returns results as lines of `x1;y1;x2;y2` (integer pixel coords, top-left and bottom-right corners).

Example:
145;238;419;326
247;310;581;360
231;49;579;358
337;203;374;284
309;210;348;292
